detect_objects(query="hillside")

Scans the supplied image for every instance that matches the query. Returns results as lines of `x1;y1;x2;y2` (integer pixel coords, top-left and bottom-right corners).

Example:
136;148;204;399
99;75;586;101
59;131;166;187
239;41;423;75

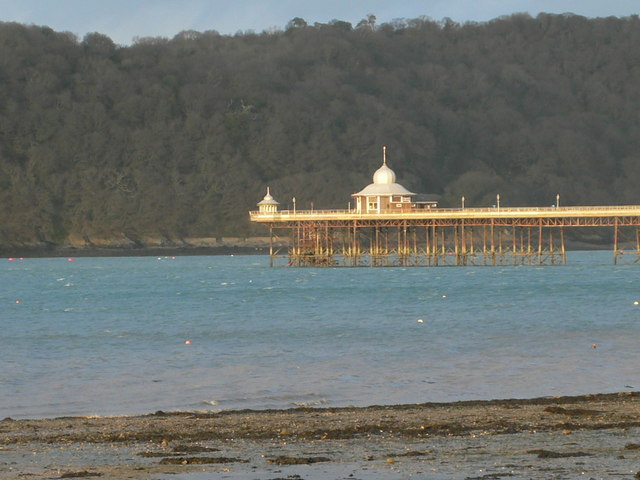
1;13;639;252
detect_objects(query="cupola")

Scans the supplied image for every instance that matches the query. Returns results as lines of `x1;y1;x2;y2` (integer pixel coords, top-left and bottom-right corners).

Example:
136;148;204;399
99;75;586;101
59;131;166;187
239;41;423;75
372;146;396;184
257;187;279;213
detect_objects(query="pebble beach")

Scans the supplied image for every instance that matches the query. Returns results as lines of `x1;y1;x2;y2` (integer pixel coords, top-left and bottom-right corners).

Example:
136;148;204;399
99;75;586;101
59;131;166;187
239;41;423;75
2;392;640;479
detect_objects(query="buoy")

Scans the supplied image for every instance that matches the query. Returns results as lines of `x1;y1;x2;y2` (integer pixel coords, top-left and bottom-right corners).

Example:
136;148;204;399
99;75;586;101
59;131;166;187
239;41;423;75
417;319;424;323
634;301;639;305
8;258;14;261
68;258;74;262
591;344;597;349
442;295;447;298
15;300;21;304
185;340;192;345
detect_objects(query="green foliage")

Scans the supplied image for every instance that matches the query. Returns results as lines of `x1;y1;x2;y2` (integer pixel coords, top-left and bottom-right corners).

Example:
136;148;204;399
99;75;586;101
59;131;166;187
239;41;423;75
1;14;640;246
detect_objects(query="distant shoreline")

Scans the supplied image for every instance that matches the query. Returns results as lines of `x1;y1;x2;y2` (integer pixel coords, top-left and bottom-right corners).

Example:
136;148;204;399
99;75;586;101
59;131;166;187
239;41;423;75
0;240;616;259
0;245;270;259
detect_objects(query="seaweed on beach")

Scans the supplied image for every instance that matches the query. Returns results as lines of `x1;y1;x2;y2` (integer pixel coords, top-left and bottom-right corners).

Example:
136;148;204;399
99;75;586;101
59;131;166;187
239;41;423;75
385;450;432;457
171;444;220;452
266;456;331;465
526;449;593;458
59;472;102;478
266;476;304;480
159;456;247;464
465;474;515;480
543;406;602;416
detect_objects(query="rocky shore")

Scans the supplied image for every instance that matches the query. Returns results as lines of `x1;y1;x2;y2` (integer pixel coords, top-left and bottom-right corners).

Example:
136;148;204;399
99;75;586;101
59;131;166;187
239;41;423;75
2;392;639;479
0;236;285;258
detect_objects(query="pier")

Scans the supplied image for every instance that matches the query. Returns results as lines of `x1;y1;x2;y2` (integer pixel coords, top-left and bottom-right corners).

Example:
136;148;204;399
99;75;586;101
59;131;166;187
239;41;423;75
250;205;640;266
250;149;640;267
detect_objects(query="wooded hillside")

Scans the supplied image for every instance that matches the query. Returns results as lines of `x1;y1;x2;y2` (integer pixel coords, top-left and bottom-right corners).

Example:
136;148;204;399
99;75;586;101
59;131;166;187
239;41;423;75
1;13;639;249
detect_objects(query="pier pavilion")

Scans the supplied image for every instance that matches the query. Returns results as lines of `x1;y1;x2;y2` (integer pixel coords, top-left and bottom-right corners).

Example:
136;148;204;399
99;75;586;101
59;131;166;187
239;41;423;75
250;148;640;267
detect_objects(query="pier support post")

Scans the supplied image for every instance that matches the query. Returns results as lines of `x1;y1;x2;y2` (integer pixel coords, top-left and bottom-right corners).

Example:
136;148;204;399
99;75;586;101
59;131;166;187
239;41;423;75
352;221;358;266
269;226;274;267
512;226;517;265
614;218;619;264
433;225;438;266
460;222;466;265
490;221;495;265
454;225;460;265
538;220;543;265
482;226;488;265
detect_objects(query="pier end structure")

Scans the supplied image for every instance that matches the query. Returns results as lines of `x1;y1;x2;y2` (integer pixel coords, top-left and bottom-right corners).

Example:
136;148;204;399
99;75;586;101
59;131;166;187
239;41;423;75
250;149;640;266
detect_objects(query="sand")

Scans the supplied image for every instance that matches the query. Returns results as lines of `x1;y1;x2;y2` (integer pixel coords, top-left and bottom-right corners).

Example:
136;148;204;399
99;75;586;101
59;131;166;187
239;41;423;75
2;392;640;479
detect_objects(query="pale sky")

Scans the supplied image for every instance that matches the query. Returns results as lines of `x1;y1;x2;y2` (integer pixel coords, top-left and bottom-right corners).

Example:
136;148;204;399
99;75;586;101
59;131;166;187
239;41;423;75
0;0;638;45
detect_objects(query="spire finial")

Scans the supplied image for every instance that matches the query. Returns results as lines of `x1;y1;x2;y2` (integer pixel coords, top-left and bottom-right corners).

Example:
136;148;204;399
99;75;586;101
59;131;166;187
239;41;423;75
266;186;270;195
383;145;387;165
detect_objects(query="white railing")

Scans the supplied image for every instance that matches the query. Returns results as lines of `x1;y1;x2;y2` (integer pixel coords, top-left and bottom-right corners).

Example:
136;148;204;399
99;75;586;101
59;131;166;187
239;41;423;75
250;205;640;220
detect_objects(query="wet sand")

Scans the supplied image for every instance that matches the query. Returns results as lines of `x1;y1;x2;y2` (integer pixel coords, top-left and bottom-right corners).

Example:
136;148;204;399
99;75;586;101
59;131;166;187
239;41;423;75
2;392;640;479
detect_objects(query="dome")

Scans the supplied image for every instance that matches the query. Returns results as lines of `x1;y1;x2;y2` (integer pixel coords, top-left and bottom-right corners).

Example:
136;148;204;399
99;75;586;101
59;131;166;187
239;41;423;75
373;163;396;184
352;147;415;197
372;145;396;184
257;186;279;206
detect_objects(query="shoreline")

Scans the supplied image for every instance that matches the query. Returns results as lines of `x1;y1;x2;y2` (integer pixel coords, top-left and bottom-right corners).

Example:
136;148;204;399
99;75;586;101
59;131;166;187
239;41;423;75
2;392;639;479
0;245;270;259
0;242;616;260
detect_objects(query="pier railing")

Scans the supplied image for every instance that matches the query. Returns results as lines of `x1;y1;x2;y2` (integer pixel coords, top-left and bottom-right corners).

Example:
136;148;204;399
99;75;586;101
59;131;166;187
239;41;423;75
250;205;640;222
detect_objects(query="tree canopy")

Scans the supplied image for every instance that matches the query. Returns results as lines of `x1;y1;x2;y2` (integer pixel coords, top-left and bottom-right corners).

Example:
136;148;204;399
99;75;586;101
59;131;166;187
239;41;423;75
1;13;639;248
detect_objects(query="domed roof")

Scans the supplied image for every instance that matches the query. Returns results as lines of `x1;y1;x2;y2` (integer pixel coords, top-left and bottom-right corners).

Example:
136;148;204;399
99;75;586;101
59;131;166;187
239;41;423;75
353;146;415;197
373;163;396;184
257;186;279;205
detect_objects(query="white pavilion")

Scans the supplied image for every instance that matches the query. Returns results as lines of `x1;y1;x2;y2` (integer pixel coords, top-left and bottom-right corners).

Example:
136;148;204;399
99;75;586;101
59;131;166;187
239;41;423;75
352;146;436;213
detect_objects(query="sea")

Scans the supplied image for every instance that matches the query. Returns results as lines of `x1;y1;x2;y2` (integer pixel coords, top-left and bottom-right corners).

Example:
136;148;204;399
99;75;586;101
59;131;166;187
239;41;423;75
1;251;639;420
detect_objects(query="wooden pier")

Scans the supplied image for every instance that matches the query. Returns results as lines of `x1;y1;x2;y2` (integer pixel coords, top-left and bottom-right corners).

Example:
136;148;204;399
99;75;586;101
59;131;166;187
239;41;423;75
249;205;640;267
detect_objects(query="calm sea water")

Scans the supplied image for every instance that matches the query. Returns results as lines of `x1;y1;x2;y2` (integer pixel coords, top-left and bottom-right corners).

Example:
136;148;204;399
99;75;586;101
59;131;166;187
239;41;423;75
1;251;639;419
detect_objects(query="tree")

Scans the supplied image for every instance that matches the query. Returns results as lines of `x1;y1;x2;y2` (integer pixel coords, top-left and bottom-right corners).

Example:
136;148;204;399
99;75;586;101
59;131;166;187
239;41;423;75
1;14;640;249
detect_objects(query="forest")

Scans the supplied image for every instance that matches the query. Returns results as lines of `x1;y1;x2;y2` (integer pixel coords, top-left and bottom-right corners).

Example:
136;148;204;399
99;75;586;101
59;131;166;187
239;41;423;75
1;12;639;251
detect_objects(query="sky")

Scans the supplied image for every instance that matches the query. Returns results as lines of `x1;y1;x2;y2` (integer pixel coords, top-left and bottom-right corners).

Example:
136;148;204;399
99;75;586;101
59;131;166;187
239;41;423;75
0;0;638;45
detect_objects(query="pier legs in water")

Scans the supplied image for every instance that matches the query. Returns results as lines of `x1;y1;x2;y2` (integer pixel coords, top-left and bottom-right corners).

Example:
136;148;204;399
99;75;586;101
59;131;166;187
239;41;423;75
281;222;573;267
613;224;640;265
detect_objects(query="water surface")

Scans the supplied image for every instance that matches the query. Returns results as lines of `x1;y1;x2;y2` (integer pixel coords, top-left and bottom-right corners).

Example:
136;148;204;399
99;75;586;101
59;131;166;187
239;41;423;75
1;251;639;418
